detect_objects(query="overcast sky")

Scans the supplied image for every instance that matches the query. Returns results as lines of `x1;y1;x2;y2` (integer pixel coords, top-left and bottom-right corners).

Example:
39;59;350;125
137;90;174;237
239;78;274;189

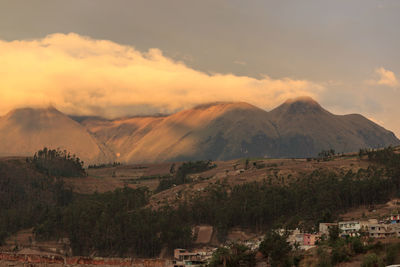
0;0;399;136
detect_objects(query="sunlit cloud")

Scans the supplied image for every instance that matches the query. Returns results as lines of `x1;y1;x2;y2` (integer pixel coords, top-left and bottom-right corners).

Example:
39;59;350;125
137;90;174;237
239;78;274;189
369;67;399;88
0;33;324;118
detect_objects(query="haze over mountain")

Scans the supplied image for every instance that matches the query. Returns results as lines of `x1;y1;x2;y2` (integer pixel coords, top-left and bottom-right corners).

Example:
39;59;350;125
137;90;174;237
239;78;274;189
81;97;400;162
0;107;114;164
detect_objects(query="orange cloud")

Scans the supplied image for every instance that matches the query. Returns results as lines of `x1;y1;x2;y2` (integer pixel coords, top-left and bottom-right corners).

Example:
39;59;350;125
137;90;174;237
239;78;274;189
372;67;399;88
0;33;324;117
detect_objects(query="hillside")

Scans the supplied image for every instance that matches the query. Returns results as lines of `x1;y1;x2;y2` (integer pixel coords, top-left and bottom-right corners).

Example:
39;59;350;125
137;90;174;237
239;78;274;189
83;97;400;163
2;146;400;263
0;107;115;165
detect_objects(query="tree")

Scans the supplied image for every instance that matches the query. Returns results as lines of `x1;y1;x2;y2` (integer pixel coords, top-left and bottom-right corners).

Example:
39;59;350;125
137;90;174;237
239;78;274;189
169;163;175;174
328;225;340;244
245;159;250;170
349;236;364;254
259;230;292;267
318;149;335;161
361;253;381;267
209;243;255;267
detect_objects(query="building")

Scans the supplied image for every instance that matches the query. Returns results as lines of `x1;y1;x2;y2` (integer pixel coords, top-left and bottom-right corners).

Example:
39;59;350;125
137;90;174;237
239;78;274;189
287;229;318;250
303;234;317;246
320;218;400;240
368;223;400;239
173;249;207;267
358;219;378;234
388;215;400;224
287;229;303;246
369;224;392;238
392;224;400;237
338;221;360;237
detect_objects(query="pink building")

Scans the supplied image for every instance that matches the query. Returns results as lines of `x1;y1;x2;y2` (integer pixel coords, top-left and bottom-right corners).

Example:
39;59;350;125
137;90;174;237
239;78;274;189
303;234;317;246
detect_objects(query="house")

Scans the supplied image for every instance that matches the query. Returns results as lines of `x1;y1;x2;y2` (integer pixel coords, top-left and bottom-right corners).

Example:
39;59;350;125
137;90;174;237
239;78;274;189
368;223;399;239
287;229;318;250
303;234;317;246
338;221;360;237
369;224;391;238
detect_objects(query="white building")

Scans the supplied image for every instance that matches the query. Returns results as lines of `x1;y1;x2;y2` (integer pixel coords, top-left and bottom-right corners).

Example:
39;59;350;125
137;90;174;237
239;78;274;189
338;221;360;237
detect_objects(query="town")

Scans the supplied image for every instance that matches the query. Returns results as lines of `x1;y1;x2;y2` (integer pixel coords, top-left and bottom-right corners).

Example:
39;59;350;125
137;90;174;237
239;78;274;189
170;213;400;267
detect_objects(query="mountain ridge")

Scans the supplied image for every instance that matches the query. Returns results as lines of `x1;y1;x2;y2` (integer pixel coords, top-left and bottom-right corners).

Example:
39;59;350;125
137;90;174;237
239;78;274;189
1;97;399;163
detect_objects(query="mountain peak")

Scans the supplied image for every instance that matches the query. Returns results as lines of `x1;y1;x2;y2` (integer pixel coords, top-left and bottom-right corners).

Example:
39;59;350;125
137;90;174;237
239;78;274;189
5;106;61;118
284;96;320;106
272;96;324;116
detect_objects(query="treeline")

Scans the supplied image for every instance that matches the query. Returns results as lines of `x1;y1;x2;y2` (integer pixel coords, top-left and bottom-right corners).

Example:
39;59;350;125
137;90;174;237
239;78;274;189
156;160;216;192
88;162;122;169
361;146;400;168
30;147;86;177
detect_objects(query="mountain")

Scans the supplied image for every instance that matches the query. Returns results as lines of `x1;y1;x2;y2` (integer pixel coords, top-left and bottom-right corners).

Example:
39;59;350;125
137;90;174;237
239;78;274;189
0;107;114;164
268;96;400;157
1;99;398;163
82;98;400;162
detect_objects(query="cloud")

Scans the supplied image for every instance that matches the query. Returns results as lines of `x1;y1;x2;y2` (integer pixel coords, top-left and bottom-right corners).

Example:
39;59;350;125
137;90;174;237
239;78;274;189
370;67;399;88
0;33;325;118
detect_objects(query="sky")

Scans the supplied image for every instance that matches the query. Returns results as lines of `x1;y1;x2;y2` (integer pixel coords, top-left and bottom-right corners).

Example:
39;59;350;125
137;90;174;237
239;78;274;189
0;0;399;136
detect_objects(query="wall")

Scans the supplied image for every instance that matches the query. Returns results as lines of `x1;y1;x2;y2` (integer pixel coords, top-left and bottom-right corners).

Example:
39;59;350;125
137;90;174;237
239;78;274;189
0;252;171;266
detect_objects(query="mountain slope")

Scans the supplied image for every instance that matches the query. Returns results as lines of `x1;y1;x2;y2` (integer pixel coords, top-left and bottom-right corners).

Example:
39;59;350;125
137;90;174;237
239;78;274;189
268;96;400;157
0;107;114;164
84;102;279;162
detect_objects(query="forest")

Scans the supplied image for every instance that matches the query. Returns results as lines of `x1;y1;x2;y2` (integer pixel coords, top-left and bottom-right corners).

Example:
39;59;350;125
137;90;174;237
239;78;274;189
0;147;399;258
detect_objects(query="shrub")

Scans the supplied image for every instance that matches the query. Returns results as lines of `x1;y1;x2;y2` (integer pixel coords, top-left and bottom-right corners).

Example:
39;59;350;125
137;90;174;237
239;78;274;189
361;253;382;267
